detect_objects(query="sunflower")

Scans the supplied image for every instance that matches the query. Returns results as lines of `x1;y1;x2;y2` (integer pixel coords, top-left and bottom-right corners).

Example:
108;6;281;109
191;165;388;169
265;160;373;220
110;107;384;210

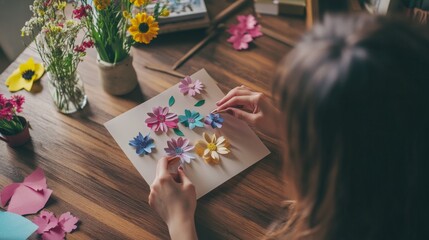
128;12;159;44
94;0;110;10
5;57;44;92
130;0;150;7
195;132;231;164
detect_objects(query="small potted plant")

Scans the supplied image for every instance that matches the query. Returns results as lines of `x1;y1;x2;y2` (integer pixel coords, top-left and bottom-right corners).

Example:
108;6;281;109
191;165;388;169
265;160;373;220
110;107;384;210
75;0;169;95
0;94;31;147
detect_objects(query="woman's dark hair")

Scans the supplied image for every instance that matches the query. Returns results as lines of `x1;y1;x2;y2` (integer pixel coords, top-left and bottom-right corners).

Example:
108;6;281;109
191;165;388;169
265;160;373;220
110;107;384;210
268;14;429;239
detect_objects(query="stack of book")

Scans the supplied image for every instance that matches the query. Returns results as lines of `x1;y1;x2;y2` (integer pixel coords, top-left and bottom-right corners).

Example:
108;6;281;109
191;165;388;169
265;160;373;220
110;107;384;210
147;0;210;34
254;0;306;16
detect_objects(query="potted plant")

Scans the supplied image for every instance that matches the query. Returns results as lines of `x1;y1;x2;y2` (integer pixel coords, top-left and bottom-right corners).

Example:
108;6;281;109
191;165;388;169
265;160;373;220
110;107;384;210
0;94;31;147
75;0;169;95
21;0;93;114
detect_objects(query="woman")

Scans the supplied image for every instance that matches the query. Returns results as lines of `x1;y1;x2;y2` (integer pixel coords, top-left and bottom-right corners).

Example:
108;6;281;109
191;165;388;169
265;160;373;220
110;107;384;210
148;14;429;240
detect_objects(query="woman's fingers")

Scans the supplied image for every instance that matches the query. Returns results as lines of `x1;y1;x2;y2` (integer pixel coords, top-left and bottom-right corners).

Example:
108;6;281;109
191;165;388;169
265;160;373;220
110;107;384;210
217;95;256;112
178;167;192;186
156;156;169;178
216;86;254;106
226;107;259;125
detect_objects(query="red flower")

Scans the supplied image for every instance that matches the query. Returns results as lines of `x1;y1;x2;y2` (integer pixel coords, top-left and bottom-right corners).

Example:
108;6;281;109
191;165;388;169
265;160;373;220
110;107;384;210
74;45;86;53
11;95;25;113
82;40;94;48
73;5;91;20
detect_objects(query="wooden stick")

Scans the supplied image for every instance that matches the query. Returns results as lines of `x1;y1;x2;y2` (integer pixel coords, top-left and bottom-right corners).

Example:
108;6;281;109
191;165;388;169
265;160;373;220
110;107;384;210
261;27;297;47
206;0;249;33
172;25;224;70
145;64;185;78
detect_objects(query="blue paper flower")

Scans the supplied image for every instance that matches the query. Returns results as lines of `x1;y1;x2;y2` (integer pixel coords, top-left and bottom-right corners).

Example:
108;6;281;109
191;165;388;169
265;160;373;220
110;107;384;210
179;109;204;129
129;132;155;155
205;113;224;129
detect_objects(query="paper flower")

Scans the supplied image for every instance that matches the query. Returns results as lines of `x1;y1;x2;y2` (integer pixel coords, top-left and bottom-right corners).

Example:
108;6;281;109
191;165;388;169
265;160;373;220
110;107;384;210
195;132;231;164
227;15;263;51
164;137;195;164
178;76;204;96
179;109;204;130
128;12;159;44
129;132;155;155
205;113;224;129
145;106;178;132
33;210;79;240
0;168;53;215
5;57;44;92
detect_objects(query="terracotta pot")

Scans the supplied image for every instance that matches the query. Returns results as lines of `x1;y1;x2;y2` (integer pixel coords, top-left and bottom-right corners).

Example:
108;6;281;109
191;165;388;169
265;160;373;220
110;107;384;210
97;54;138;96
0;116;31;147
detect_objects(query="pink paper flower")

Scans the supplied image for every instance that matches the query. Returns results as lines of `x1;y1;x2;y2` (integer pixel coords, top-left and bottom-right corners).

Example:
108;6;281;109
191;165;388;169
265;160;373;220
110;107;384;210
164;137;195;164
178;76;204;96
227;14;263;51
33;211;79;240
145;106;178;132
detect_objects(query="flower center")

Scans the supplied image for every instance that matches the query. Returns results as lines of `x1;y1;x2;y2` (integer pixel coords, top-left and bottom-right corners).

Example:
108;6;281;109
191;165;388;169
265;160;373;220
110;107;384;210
175;147;183;154
139;23;149;33
188;118;195;123
207;143;217;151
157;115;165;122
188;83;194;88
22;70;35;80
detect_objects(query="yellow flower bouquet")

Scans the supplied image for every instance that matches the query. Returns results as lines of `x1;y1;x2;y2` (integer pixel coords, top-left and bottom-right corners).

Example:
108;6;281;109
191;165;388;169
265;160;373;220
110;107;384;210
75;0;168;95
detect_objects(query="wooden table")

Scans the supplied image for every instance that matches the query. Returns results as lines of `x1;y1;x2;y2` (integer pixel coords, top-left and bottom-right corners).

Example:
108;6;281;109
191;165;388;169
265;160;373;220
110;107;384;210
0;1;305;239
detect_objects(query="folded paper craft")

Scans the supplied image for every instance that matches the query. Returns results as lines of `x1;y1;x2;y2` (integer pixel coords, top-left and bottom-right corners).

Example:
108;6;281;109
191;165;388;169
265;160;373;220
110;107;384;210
33;210;79;240
0;168;53;215
105;69;270;198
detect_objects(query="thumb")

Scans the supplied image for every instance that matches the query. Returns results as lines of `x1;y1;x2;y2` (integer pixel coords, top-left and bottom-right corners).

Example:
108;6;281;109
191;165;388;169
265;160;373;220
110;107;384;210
178;167;192;186
227;107;257;125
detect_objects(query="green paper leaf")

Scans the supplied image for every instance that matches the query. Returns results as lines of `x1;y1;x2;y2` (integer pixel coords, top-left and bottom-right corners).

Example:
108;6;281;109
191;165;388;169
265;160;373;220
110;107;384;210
169;96;175;107
194;99;205;107
173;128;184;137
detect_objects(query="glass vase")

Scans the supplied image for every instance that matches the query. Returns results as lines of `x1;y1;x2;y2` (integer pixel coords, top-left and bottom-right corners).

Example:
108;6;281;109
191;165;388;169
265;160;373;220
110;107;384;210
47;71;88;114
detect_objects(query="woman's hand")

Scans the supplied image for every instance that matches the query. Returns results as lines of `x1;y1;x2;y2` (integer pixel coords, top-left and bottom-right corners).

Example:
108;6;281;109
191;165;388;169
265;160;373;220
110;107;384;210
149;157;198;240
215;86;282;139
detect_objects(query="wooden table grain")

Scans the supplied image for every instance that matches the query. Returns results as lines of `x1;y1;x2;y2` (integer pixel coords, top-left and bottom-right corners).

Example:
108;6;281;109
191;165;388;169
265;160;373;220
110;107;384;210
0;1;305;239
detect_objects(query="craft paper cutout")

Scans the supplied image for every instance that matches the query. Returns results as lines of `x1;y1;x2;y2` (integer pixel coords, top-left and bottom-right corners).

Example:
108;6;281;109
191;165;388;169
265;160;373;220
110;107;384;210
205;113;224;129
227;14;263;50
0;168;53;215
145;106;178;132
129;132;155;155
195;132;230;164
173;128;185;137
5;57;44;92
105;69;271;198
164;137;195;165
179;76;204;96
33;210;79;240
194;99;205;107
168;96;175;107
179;109;204;129
0;211;38;239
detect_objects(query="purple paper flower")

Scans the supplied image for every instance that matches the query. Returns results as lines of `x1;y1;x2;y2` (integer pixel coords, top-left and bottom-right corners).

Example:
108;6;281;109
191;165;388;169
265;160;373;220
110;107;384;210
145;106;178;132
179;76;204;96
179;109;204;130
205;113;224;129
164;137;195;164
129;132;155;155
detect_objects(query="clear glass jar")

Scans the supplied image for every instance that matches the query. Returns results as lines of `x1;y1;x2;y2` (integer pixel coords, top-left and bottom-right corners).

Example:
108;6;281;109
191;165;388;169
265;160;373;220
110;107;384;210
47;71;88;114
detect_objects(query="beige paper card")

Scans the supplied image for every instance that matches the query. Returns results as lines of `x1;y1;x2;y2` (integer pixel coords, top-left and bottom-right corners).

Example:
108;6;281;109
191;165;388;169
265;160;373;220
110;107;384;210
105;69;270;198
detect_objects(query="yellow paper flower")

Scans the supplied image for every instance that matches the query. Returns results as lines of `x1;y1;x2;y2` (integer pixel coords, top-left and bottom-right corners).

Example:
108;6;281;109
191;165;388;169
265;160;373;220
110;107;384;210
5;58;44;92
94;0;111;10
160;8;170;17
195;132;231;164
130;0;150;7
128;12;159;44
